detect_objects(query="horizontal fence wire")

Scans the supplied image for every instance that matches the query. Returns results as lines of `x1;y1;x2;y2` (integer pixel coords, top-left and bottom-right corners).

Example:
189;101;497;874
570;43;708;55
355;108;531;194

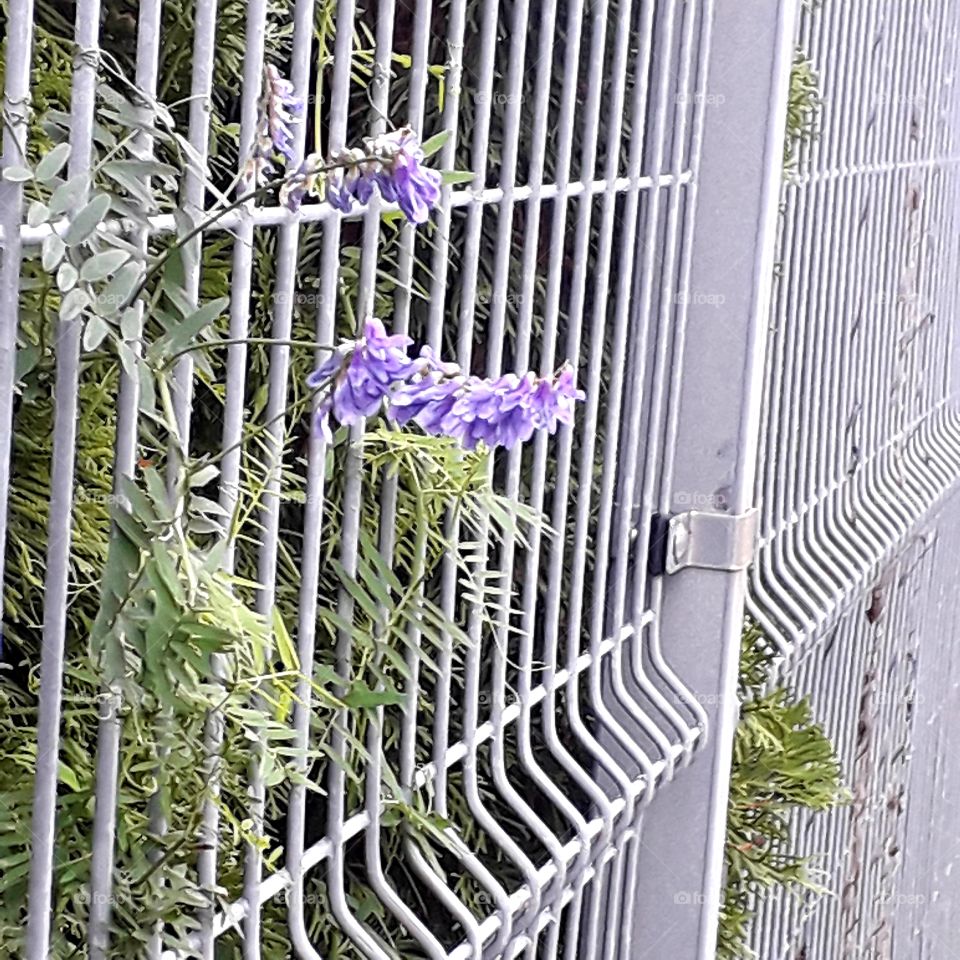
0;0;727;957
746;0;960;955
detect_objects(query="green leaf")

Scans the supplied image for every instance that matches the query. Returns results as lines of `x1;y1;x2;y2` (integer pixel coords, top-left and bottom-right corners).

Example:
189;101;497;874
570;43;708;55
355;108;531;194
151;541;186;606
80;250;130;282
15;343;41;381
57;761;81;792
34;142;71;182
188;464;219;488
64;193;111;246
147;297;229;363
137;357;156;415
97;261;144;316
358;529;403;594
118;340;138;379
119;475;159;524
27;201;50;227
1;166;33;182
441;170;474;185
119;307;141;342
83;315;111;352
56;262;78;292
377;642;413;679
161;243;188;293
48;174;90;215
272;608;299;672
421;131;450;158
330;561;382;623
41;233;66;271
59;288;90;322
101;162;160;210
142;468;171;517
101;158;179;180
341;680;405;710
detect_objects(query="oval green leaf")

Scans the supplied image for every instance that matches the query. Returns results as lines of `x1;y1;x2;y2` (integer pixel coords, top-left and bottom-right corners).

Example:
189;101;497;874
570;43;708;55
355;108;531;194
56;262;78;292
80;249;131;283
60;288;90;322
82;315;111;352
34;143;72;183
41;233;66;272
64;193;111;247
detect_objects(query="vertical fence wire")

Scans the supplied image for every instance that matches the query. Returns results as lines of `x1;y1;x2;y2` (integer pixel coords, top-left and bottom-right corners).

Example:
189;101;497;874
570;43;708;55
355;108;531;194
87;2;164;955
0;0;35;618
197;2;268;956
24;3;101;957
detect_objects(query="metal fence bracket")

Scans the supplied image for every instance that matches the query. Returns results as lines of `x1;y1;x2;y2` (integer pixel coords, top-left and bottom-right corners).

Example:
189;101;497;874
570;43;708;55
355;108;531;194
664;508;759;575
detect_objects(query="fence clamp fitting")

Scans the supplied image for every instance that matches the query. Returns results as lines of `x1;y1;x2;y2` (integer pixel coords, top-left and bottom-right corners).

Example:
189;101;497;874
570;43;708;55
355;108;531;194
657;508;759;575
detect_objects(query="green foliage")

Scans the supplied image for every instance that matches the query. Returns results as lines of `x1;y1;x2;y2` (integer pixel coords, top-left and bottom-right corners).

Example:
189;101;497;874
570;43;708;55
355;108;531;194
717;625;848;960
784;51;820;170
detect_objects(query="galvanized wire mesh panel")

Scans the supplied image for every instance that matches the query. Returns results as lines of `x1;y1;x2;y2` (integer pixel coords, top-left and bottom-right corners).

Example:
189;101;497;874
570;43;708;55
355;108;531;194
748;0;960;654
746;0;960;955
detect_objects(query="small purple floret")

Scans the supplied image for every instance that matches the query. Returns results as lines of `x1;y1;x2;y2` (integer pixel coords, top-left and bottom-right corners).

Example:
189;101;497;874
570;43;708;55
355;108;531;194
310;319;417;440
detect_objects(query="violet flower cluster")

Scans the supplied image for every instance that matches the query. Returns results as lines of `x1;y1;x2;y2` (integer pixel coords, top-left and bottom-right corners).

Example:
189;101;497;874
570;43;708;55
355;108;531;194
307;319;585;450
325;128;443;225
243;69;442;225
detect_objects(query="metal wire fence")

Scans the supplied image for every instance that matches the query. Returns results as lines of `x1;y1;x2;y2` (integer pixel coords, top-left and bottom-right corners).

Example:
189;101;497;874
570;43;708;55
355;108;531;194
746;0;960;956
3;0;959;956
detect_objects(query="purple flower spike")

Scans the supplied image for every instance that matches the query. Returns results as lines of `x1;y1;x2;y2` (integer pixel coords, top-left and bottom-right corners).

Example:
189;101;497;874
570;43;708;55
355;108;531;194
325;148;368;213
264;65;302;164
306;346;350;442
306;320;585;449
280;152;325;212
334;320;417;423
308;320;417;436
305;347;349;390
244;65;303;191
390;375;463;428
417;345;461;378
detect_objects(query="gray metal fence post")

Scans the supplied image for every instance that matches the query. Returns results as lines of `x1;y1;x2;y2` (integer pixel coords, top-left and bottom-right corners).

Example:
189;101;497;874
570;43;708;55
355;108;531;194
628;1;800;957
